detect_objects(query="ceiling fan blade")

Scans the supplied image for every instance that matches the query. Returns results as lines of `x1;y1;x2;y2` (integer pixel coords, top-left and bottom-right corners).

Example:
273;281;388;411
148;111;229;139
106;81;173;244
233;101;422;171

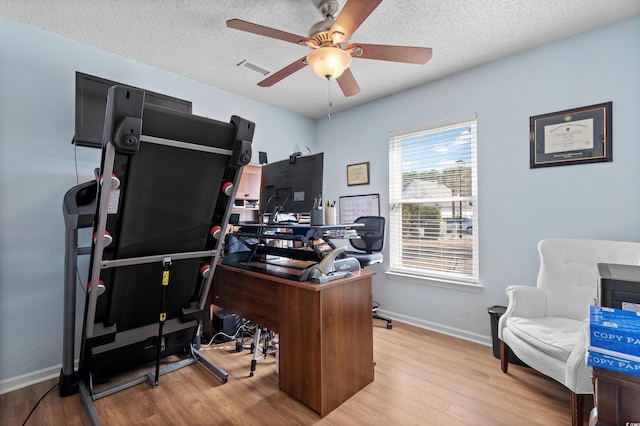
336;68;361;97
227;19;309;45
258;56;308;87
331;0;382;42
349;43;432;64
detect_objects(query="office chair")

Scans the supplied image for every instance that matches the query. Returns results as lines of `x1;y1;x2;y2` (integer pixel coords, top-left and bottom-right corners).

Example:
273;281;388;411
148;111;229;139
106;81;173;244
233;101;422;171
344;216;392;329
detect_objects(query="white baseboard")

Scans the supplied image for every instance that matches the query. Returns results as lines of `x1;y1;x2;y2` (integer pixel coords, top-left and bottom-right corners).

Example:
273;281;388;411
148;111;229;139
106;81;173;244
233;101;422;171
0;364;62;395
376;309;492;347
2;315;490;395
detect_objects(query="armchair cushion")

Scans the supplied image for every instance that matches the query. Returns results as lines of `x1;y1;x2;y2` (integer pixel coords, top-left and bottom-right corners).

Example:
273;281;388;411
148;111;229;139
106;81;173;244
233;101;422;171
504;316;582;362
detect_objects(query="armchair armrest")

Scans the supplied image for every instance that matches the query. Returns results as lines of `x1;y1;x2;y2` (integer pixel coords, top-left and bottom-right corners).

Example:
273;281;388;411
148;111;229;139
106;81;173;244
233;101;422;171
565;319;593;394
497;285;546;339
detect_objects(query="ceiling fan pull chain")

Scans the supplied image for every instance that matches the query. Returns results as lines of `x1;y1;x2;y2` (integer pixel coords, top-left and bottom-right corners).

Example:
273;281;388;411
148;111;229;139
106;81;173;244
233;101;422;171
327;77;333;120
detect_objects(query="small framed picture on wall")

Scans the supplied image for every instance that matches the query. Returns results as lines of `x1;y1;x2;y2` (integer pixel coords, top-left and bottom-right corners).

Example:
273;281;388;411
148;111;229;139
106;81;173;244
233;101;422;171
347;162;370;186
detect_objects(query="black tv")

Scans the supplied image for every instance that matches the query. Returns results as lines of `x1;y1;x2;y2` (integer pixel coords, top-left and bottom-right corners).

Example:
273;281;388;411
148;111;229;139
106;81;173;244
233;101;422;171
598;263;640;310
259;152;323;218
72;72;192;148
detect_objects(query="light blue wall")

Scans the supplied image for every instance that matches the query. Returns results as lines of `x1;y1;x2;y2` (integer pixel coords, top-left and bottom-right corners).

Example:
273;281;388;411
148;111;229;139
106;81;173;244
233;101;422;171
2;14;639;387
317;16;640;342
0;17;315;384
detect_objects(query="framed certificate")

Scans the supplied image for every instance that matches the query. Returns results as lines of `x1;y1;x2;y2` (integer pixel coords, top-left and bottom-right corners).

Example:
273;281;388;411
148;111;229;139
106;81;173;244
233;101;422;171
347;162;370;186
530;102;612;168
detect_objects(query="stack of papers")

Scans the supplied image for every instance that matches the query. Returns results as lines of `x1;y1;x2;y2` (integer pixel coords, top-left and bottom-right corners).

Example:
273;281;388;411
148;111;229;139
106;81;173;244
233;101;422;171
588;305;640;376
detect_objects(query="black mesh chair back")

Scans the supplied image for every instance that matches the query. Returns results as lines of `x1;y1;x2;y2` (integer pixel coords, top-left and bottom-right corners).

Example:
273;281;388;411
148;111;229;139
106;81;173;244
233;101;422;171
346;216;385;266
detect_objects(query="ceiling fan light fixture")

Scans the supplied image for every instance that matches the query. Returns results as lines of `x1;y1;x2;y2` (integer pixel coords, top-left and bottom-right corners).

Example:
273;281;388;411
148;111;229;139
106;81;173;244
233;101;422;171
306;47;352;80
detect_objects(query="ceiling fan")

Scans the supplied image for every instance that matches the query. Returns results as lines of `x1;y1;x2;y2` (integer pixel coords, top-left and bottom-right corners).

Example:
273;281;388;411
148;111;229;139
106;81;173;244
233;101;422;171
227;0;432;97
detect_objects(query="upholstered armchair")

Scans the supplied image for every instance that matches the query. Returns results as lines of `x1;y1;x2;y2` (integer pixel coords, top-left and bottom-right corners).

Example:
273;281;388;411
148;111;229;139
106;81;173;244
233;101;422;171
498;238;640;426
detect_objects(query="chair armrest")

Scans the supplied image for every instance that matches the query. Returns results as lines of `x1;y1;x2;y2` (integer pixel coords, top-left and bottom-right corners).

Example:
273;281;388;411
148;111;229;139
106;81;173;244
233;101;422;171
565;319;593;394
497;285;546;339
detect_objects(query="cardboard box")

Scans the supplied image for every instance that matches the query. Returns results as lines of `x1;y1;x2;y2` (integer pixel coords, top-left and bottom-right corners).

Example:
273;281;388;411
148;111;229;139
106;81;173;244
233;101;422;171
589;305;640;357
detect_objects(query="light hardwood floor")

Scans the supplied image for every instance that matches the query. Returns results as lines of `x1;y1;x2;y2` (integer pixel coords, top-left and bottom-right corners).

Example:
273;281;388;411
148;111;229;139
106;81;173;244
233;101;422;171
2;321;592;425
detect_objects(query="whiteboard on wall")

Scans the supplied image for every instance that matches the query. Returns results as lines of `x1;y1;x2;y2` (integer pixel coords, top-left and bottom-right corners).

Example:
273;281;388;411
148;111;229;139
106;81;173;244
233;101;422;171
339;193;380;224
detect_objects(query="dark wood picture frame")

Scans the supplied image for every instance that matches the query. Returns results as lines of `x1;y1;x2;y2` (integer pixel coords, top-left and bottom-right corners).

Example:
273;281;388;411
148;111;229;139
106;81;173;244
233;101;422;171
347;162;370;186
530;102;612;168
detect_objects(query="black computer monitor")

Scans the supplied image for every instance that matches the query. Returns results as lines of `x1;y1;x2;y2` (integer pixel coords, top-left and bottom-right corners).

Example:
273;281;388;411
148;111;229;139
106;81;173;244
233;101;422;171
259;152;323;218
73;72;192;148
598;263;640;310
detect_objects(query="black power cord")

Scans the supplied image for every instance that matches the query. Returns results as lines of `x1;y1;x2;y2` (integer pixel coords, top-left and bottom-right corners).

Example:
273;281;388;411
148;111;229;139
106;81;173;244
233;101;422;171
21;382;57;425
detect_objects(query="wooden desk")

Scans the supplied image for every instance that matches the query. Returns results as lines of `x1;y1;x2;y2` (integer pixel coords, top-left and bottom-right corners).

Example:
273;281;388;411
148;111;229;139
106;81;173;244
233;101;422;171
212;263;375;416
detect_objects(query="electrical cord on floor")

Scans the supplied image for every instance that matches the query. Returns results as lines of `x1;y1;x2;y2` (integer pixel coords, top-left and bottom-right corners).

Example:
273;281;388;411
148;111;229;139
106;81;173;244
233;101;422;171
21;382;57;426
206;320;256;346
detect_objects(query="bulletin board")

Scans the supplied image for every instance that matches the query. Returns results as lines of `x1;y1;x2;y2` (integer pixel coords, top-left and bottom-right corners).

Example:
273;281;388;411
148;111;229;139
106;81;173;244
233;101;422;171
339;193;380;224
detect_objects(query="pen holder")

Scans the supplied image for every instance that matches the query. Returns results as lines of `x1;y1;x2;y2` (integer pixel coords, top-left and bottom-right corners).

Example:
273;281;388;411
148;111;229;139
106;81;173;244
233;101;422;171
325;206;336;226
310;208;325;226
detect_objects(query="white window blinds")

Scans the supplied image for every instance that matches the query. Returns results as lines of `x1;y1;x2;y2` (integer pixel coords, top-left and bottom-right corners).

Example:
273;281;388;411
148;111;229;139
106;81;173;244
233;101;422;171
388;114;478;283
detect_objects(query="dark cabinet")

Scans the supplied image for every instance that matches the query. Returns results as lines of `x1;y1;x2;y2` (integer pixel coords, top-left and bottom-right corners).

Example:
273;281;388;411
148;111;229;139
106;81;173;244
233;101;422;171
592;367;640;425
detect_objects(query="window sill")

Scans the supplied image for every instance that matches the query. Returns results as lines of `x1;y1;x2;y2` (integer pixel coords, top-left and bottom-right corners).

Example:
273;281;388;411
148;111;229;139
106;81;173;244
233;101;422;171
385;271;483;293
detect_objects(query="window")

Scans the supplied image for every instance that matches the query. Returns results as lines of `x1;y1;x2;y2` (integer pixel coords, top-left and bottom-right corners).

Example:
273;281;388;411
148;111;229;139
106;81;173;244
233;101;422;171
388;114;478;284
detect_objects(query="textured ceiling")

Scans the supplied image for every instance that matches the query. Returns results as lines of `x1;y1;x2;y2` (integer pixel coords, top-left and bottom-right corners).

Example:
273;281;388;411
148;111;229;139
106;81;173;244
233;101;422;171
1;0;639;119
